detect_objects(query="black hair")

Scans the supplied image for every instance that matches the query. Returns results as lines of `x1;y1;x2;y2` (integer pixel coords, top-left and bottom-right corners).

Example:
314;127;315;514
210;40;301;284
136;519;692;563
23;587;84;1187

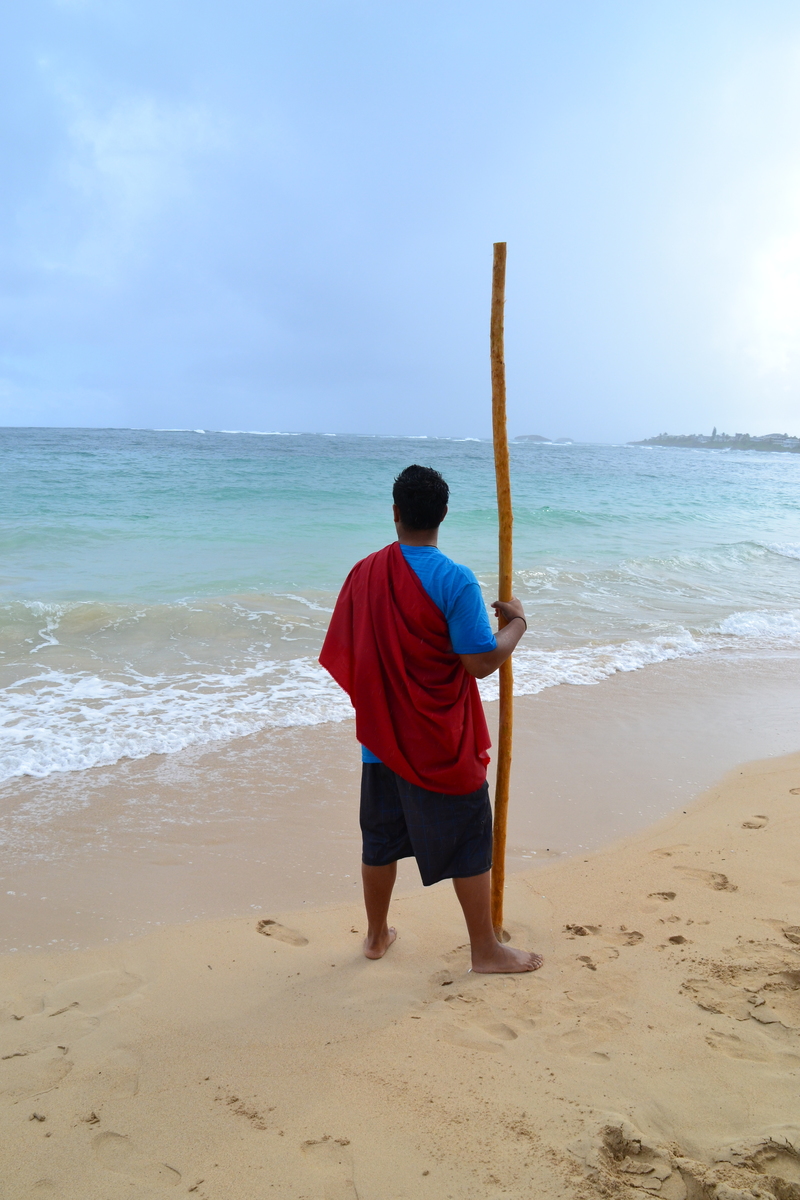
392;464;449;530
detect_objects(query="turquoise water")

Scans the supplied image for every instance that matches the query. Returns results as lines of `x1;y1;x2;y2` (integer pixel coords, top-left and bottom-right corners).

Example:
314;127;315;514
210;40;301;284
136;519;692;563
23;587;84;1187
2;427;800;783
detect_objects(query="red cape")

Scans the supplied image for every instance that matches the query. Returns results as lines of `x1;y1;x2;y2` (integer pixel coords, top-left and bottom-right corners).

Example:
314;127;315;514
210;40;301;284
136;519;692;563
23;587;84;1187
319;542;491;794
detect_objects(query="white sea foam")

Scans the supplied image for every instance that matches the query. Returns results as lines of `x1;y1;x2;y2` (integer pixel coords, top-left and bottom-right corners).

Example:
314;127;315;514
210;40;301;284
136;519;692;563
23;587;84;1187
278;594;335;612
0;660;352;783
766;542;800;561
477;631;706;701
483;608;800;704
5;608;800;784
717;609;800;640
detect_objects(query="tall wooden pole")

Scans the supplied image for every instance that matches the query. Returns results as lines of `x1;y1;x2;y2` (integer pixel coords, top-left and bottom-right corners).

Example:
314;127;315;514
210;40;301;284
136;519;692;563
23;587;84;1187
490;241;513;939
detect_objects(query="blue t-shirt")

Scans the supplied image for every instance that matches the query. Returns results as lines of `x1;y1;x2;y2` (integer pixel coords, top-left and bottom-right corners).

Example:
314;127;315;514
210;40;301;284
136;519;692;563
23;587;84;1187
361;544;496;764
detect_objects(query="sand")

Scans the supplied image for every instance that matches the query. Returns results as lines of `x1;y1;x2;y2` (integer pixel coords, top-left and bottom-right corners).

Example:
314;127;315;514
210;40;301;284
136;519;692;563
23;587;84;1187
2;748;800;1198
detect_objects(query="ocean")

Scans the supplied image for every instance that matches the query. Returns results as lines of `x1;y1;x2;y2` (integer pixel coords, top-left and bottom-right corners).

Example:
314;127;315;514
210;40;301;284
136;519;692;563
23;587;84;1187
2;426;800;787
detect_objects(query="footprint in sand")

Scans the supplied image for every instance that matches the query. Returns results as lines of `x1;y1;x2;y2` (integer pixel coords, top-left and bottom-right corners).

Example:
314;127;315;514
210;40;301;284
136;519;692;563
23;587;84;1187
736;1140;800;1189
441;943;471;963
93;1132;181;1187
441;996;520;1051
256;919;308;946
576;946;623;971
705;1029;773;1061
1;990;45;1021
0;1046;73;1098
0;975;138;1084
742;814;769;829
674;866;737;892
0;1008;94;1061
44;970;143;1017
442;1023;518;1052
563;924;642;950
608;929;644;947
426;947;470;986
648;891;676;901
92;1048;142;1099
549;1010;632;1060
301;1136;358;1200
649;844;689;858
432;986;538;1051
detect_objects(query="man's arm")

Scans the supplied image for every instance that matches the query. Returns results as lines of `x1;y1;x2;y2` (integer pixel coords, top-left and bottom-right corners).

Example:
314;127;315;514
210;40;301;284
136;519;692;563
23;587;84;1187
458;597;526;679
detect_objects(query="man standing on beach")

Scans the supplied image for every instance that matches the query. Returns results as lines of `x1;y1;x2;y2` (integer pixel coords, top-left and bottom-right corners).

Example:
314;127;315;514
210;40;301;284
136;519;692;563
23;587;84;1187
320;465;543;974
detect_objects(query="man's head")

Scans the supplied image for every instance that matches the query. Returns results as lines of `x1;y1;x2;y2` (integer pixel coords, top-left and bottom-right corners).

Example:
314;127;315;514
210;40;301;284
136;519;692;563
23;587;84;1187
392;464;449;531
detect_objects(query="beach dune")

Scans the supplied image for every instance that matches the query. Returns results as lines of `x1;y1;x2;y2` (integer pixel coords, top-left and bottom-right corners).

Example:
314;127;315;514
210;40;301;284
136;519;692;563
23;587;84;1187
2;751;800;1199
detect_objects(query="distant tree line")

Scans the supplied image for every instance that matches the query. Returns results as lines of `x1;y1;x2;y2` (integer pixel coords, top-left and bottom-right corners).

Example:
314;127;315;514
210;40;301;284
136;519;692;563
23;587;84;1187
631;431;800;453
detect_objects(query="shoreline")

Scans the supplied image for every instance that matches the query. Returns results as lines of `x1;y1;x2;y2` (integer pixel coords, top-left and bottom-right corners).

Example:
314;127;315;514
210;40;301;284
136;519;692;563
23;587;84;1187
2;648;800;953
1;748;799;1198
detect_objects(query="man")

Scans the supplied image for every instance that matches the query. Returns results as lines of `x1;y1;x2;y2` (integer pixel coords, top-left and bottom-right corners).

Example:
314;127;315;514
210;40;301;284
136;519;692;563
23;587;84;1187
320;464;543;973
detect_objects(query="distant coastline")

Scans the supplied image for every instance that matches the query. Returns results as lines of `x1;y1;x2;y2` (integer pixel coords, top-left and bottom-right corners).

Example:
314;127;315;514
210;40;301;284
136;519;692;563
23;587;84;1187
631;430;800;453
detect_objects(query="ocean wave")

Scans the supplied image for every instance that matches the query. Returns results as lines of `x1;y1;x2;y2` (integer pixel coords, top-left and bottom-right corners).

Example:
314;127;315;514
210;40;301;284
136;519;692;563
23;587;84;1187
4;606;800;783
765;542;800;561
478;609;800;702
717;608;800;639
0;661;352;783
514;539;796;609
477;631;707;701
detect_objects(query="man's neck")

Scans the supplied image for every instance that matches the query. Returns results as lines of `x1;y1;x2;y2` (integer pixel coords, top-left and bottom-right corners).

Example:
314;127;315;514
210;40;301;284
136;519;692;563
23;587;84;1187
395;524;439;548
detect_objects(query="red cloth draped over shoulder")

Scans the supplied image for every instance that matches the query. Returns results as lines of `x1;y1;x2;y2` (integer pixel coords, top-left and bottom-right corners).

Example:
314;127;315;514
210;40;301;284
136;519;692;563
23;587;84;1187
319;541;491;795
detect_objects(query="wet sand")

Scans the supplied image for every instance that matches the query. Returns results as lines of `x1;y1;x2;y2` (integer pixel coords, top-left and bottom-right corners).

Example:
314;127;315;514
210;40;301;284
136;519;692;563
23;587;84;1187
1;650;800;951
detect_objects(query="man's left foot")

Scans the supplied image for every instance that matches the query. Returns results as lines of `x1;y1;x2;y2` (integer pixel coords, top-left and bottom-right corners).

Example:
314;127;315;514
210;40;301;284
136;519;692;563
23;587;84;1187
363;926;397;960
471;944;543;973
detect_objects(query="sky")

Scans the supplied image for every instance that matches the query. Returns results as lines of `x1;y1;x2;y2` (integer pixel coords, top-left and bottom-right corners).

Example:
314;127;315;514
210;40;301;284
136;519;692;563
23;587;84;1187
3;2;800;442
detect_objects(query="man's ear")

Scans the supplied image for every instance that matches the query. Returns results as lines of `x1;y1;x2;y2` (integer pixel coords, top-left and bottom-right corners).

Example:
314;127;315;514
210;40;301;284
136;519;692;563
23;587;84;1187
392;503;400;523
440;505;448;522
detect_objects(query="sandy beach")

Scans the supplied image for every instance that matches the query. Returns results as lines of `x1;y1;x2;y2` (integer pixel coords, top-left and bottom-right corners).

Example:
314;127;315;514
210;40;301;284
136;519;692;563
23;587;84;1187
2;723;800;1197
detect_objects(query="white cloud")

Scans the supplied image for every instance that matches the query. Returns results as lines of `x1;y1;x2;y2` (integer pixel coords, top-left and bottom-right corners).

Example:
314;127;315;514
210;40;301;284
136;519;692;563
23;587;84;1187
42;70;221;281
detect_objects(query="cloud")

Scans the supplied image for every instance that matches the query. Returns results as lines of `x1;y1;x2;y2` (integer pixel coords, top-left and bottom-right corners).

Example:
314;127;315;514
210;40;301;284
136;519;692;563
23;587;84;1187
42;69;221;282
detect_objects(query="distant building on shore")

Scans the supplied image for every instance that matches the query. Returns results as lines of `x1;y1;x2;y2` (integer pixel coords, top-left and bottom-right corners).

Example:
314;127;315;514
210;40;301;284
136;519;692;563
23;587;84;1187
631;431;800;453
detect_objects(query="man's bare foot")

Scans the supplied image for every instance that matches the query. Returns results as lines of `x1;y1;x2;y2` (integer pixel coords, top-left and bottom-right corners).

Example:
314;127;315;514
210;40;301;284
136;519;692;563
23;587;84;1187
363;926;397;960
470;943;544;974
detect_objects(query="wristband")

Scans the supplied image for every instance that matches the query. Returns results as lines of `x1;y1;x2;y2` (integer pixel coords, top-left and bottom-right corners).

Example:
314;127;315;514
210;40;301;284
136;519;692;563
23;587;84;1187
508;614;527;632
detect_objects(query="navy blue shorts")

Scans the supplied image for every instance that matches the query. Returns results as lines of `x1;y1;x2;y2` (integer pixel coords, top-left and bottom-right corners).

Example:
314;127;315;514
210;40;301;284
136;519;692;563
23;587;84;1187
360;763;492;886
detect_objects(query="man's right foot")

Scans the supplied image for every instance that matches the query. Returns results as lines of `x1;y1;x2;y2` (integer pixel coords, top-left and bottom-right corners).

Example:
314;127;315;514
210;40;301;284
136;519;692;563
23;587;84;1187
363;926;397;960
471;943;543;974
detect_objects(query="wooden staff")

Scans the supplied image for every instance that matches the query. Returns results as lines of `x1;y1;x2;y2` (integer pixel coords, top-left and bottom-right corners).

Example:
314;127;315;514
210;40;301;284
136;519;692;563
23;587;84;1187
490;241;513;939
